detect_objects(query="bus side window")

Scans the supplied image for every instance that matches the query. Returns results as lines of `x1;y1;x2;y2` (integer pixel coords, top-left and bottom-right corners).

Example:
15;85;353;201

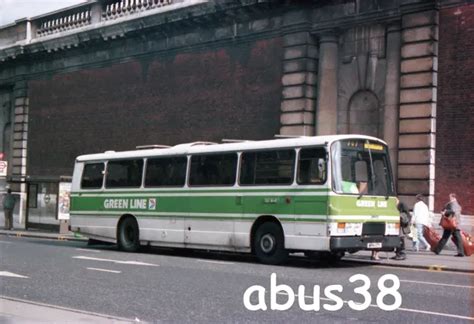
297;148;327;185
189;153;237;186
145;157;187;187
240;149;295;186
106;159;143;188
81;163;105;189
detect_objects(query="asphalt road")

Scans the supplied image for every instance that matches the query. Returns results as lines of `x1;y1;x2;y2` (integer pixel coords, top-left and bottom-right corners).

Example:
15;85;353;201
1;235;473;323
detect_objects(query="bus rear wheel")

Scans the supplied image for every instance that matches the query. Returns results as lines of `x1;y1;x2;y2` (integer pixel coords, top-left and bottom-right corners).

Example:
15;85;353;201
117;217;140;252
253;222;288;265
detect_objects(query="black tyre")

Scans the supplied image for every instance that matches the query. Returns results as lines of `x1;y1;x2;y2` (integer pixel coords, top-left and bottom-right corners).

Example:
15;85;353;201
117;217;140;252
325;251;345;264
253;222;288;265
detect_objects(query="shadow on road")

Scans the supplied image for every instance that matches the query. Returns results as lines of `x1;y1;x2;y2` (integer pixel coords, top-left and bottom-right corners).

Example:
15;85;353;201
8;235;370;270
90;241;369;271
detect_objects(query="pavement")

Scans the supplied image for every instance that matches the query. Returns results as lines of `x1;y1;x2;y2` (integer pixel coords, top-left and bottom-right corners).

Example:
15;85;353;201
343;249;474;273
0;227;473;274
0;228;86;242
0;297;134;323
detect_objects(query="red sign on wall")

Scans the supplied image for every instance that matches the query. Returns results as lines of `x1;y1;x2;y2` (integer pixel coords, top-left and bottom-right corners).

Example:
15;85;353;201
0;161;7;177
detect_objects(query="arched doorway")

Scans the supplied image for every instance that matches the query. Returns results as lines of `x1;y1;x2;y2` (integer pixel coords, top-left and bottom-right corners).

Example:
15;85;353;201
348;90;380;137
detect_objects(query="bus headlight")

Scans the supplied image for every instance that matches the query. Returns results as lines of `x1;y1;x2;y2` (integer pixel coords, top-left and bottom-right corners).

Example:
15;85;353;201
333;222;362;235
337;222;346;233
386;223;400;235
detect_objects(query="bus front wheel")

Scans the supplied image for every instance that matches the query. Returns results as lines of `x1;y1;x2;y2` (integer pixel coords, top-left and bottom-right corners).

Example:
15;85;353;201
253;222;288;265
117;217;140;252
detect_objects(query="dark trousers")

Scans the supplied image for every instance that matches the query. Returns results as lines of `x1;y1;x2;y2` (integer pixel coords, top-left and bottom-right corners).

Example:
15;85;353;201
3;208;13;230
395;236;406;256
435;229;465;255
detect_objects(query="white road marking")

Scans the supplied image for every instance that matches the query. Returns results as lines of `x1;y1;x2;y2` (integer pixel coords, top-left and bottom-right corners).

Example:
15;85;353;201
72;255;159;267
119;261;159;266
76;248;101;253
276;292;474;320
0;241;12;244
373;265;474;276
400;279;474;289
87;267;121;274
196;259;235;265
0;271;28;278
396;307;474;320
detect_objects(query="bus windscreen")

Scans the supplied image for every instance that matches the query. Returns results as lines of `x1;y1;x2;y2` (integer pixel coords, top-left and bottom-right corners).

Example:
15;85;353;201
331;139;395;196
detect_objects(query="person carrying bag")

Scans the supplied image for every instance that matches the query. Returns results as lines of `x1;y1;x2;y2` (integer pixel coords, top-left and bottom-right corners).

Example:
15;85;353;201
391;198;410;260
440;212;457;231
433;193;465;257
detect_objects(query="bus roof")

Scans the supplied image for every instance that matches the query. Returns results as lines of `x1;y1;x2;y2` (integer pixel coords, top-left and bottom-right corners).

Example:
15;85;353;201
75;134;387;162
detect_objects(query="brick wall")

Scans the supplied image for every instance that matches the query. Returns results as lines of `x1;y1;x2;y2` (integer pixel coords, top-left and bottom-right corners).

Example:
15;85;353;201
436;4;474;214
27;38;283;177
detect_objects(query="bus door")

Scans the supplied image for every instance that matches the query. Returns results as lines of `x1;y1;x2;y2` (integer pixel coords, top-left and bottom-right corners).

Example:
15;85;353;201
294;147;329;237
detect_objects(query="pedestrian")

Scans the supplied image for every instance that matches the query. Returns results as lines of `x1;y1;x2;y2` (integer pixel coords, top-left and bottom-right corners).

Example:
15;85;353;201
408;223;418;249
371;250;380;261
391;198;410;260
412;194;432;251
2;188;16;230
434;193;465;257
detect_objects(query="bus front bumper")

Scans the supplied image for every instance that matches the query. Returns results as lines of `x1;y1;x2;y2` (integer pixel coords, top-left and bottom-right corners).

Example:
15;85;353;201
330;235;401;252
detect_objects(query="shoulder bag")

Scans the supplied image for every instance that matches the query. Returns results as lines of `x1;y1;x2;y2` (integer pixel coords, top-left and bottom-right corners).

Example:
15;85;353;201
440;215;457;231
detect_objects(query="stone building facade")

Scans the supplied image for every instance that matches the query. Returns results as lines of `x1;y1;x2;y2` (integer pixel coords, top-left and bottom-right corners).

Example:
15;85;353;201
0;0;472;228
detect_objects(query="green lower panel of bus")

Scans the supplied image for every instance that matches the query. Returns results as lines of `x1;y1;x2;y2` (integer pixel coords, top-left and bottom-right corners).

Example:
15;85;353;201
70;189;399;223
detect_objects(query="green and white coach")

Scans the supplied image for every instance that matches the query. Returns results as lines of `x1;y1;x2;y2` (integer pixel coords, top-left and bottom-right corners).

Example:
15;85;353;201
70;135;401;264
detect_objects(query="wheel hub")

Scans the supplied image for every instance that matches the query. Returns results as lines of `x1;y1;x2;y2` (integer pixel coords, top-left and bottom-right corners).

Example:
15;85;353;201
260;233;275;254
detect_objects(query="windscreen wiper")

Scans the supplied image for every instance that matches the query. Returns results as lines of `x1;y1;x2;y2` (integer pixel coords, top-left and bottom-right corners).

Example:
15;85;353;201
366;140;376;196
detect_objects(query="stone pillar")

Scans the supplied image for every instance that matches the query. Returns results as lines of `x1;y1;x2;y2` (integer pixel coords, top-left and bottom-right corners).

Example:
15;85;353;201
10;81;29;228
316;34;338;135
384;24;401;183
279;31;318;136
397;10;438;209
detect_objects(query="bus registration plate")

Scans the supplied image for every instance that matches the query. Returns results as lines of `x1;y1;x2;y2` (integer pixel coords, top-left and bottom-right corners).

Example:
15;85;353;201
367;242;382;249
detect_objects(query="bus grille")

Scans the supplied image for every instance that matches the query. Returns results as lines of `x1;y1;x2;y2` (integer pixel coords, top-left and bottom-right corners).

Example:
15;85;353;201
362;222;385;236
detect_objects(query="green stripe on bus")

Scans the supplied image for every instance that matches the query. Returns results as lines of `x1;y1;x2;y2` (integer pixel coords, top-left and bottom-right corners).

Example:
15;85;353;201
71;212;398;223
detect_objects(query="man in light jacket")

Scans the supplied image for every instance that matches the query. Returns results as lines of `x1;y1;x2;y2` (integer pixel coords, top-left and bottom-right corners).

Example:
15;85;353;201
412;194;431;251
